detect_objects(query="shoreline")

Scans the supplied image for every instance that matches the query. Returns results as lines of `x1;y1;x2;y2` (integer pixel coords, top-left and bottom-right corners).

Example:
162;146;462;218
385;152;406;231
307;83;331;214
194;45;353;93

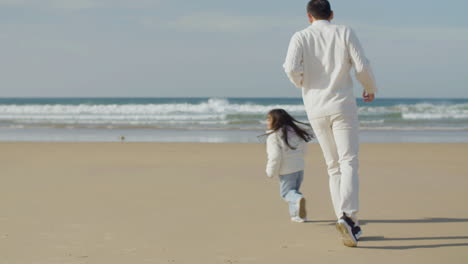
1;127;468;143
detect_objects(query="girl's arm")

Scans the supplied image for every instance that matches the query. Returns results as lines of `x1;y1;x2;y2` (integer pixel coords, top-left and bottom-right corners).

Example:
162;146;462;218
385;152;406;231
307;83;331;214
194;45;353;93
266;134;282;178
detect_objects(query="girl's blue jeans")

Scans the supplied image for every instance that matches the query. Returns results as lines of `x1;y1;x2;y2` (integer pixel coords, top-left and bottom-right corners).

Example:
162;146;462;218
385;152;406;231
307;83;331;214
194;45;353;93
279;170;304;218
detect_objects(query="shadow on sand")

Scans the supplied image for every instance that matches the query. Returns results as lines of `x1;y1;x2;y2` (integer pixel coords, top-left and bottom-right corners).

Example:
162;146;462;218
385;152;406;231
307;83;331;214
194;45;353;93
358;236;468;250
307;217;468;250
308;217;468;226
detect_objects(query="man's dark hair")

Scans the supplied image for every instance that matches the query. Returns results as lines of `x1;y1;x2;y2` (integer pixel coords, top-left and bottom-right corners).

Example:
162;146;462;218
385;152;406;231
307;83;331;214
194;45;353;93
307;0;332;19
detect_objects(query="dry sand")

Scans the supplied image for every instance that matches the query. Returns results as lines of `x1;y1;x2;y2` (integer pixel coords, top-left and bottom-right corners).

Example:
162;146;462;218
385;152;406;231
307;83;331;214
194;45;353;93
0;142;467;264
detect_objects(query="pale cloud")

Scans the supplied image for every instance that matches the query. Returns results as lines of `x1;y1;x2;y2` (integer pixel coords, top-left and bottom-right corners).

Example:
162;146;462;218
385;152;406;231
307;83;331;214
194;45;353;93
0;0;95;9
0;0;26;4
49;0;96;10
0;0;159;9
345;21;468;42
154;13;305;33
149;12;468;41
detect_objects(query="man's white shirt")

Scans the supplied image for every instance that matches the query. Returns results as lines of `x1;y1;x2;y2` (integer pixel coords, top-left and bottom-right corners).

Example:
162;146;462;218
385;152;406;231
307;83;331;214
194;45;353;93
283;20;377;119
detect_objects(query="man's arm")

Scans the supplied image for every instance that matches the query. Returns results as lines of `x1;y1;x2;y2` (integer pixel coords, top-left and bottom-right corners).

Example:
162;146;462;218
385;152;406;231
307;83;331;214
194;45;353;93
347;27;378;98
283;33;304;88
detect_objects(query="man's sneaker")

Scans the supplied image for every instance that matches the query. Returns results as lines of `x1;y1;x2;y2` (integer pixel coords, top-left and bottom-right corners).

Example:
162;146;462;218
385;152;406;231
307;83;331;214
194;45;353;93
336;214;358;247
291;216;305;223
297;197;307;219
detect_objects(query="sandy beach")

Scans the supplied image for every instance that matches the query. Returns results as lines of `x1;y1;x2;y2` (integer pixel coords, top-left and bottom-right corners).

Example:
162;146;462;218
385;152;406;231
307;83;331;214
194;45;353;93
0;142;467;264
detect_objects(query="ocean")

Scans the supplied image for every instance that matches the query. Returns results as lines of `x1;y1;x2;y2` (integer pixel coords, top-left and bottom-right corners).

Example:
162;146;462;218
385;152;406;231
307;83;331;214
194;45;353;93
0;97;467;143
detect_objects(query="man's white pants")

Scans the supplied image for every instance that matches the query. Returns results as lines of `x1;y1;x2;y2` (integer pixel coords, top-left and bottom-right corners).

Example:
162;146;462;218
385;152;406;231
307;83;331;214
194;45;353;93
309;112;360;221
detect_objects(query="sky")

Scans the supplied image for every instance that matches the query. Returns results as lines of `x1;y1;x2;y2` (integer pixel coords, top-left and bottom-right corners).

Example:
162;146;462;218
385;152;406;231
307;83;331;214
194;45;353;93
0;0;467;98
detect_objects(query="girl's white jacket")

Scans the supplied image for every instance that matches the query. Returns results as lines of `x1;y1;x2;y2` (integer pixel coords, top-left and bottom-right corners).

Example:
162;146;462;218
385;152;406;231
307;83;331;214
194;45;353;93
265;128;308;178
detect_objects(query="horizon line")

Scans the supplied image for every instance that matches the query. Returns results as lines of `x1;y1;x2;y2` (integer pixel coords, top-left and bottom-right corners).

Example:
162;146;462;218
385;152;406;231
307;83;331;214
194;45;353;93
1;96;468;100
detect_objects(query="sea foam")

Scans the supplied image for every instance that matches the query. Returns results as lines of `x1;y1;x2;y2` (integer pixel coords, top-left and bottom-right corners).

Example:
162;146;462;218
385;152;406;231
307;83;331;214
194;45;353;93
0;98;467;130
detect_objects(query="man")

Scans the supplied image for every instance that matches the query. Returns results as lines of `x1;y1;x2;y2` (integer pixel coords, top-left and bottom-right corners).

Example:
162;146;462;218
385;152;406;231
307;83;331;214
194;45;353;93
283;0;377;247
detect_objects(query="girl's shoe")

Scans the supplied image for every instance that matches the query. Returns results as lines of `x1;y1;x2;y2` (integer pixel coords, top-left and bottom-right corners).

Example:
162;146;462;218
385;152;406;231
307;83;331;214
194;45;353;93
291;216;306;223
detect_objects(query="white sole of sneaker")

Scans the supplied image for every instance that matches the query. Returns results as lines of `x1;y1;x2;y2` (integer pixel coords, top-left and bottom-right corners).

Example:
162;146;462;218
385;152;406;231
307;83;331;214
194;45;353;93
336;220;357;247
298;197;306;219
355;229;362;241
291;218;305;223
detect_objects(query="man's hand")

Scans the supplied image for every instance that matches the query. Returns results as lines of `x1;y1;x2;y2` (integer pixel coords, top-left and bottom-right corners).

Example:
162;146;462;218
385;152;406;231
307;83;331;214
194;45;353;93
362;91;375;102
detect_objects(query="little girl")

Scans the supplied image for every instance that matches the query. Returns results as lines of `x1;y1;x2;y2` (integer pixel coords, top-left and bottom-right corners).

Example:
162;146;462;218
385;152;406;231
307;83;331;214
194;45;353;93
265;109;313;222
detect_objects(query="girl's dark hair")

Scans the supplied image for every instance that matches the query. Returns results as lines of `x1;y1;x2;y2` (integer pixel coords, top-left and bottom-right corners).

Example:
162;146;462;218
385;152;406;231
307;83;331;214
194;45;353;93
266;109;313;150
